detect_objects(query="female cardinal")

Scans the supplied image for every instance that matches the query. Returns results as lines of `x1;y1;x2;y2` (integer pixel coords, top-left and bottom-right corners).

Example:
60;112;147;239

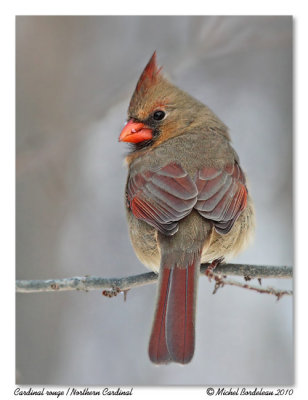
119;52;255;364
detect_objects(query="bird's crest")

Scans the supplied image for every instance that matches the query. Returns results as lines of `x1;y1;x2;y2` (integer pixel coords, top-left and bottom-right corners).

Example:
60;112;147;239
135;51;162;93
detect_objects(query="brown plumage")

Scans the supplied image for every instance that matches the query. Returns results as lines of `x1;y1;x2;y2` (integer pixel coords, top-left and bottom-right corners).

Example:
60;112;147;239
119;52;255;364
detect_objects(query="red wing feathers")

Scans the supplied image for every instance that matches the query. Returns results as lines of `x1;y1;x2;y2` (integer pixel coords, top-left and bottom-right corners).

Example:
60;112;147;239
126;161;247;235
195;162;247;234
126;162;198;235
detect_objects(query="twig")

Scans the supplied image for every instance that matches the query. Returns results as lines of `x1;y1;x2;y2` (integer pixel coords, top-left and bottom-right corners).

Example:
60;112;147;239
206;270;292;300
16;263;292;295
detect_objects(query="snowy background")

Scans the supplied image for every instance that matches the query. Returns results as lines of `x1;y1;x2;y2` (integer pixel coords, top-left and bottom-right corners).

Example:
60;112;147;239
16;16;293;385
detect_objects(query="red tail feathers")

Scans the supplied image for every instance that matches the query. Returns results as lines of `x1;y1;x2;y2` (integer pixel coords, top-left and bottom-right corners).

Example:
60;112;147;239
148;255;200;364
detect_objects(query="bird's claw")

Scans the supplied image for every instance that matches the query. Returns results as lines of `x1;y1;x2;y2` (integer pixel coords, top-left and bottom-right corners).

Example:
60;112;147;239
205;258;223;280
102;286;121;298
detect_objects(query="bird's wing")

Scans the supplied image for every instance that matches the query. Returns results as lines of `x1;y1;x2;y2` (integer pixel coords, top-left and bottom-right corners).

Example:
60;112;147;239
126;161;247;236
126;162;198;235
195;162;247;234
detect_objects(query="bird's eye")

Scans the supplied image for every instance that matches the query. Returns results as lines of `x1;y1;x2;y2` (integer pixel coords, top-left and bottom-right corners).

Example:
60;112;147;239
153;110;166;121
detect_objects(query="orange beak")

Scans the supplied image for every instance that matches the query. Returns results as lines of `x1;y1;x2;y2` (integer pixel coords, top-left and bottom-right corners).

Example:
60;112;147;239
119;119;153;143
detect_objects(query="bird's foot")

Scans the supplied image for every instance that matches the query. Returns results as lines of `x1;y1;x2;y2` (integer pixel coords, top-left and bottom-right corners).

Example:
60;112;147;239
102;286;130;301
102;286;121;298
205;258;224;280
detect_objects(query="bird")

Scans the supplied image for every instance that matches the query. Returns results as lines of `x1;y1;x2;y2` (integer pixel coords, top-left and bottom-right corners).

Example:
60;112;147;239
118;52;255;365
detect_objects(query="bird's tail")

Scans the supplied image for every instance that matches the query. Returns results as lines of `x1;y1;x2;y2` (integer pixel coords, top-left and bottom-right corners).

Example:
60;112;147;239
148;251;200;364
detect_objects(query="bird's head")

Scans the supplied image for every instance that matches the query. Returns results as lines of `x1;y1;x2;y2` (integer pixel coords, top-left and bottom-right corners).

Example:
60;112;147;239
119;52;228;154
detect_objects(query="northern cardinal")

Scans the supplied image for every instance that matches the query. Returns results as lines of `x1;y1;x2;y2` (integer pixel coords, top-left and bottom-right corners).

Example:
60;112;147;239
119;52;255;364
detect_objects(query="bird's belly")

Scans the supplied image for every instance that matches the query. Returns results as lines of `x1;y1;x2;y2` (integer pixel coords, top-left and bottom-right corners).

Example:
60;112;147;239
127;210;161;272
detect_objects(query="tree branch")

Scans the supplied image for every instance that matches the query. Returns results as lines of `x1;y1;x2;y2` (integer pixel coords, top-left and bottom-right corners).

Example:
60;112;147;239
16;263;292;298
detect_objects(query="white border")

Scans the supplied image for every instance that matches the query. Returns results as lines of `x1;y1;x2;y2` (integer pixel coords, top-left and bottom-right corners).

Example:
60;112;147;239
2;1;306;399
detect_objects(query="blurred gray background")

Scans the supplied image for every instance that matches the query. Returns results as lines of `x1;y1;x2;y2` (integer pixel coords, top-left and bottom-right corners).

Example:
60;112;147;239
16;16;293;385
